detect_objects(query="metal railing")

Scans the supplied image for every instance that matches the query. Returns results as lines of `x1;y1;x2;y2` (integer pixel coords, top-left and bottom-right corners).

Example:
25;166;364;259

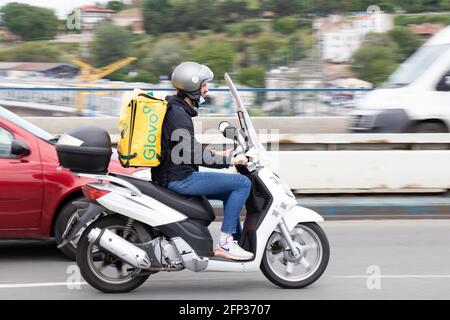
0;87;372;117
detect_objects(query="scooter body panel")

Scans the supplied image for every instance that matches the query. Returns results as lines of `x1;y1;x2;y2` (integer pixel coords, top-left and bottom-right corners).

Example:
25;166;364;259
204;168;299;272
280;205;324;232
96;187;188;227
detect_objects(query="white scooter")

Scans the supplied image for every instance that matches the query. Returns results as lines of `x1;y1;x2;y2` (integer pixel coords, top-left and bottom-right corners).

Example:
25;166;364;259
57;74;329;293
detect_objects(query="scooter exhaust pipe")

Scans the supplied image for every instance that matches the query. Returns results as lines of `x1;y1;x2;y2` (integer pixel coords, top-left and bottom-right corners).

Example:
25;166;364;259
88;228;151;269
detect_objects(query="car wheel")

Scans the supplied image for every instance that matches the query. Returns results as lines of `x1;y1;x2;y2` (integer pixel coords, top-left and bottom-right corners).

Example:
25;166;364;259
54;197;84;260
414;122;448;133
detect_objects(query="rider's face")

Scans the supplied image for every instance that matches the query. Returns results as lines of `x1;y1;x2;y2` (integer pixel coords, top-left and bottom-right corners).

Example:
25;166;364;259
200;82;209;97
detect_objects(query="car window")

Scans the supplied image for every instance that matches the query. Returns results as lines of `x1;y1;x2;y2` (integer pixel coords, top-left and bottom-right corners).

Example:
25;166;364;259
383;44;450;88
0;126;13;158
436;69;450;91
0;106;55;142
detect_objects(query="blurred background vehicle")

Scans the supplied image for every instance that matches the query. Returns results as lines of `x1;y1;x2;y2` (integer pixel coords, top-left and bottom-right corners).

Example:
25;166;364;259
349;25;450;133
0;106;135;260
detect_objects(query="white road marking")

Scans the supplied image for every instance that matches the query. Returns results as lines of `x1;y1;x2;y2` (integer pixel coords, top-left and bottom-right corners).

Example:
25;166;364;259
2;274;450;289
0;282;87;289
333;275;450;279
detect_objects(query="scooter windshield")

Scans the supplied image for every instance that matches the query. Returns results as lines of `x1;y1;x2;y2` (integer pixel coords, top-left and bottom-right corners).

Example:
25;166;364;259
225;73;267;162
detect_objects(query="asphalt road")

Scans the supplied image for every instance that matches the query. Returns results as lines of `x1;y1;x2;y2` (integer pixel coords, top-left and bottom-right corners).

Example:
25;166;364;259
1;220;450;300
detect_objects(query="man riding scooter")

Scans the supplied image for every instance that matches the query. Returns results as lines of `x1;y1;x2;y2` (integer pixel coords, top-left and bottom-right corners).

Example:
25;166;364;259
152;62;254;261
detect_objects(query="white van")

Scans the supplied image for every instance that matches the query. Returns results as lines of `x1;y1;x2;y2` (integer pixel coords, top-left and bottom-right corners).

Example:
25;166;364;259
349;25;450;133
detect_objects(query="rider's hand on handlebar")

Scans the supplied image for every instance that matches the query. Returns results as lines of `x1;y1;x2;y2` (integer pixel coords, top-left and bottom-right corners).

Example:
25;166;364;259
231;154;248;166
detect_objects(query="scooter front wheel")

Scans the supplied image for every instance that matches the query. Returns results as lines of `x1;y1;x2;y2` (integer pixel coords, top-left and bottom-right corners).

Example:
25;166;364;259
260;222;329;289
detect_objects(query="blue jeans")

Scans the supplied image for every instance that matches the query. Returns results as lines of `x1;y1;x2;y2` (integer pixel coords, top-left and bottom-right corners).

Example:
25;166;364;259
167;172;252;237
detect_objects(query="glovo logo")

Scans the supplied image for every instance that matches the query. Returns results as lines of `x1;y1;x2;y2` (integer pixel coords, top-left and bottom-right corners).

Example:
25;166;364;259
142;105;159;160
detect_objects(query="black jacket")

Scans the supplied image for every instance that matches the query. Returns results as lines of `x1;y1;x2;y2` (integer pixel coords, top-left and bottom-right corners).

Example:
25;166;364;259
151;95;230;186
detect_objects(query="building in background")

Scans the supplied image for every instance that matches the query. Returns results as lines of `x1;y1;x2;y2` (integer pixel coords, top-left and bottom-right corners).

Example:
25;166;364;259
0;27;20;44
111;8;145;34
409;23;444;39
80;5;115;34
315;12;393;63
0;63;79;79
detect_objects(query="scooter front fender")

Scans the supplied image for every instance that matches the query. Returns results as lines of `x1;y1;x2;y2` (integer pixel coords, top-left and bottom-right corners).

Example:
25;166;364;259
281;205;324;232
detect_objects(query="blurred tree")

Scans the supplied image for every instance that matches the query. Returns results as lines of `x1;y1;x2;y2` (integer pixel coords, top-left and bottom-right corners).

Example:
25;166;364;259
439;0;450;10
388;26;423;61
241;23;263;36
91;22;133;68
0;42;61;62
107;1;126;11
142;0;170;35
238;67;266;87
273;16;298;35
143;0;219;35
378;1;396;12
220;0;255;20
351;44;398;86
0;3;58;40
189;42;235;81
143;38;187;78
252;34;284;67
127;70;158;83
263;0;302;16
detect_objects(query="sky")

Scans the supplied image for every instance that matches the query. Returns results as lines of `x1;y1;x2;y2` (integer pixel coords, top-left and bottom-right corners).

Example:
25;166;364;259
0;0;108;18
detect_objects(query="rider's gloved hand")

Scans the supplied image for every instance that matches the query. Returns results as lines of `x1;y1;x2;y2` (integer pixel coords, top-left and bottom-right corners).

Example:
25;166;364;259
231;154;248;166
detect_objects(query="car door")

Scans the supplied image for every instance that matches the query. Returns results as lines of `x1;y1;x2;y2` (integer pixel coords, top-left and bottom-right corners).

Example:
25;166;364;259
0;125;43;230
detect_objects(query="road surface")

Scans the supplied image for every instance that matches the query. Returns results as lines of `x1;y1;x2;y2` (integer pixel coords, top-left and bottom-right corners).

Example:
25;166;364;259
1;220;450;300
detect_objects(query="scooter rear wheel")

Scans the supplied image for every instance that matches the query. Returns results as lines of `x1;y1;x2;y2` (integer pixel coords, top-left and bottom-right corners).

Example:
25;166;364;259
260;222;329;289
77;215;151;293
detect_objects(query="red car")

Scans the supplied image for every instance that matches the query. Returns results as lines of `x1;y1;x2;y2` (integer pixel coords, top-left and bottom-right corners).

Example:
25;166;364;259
0;106;135;259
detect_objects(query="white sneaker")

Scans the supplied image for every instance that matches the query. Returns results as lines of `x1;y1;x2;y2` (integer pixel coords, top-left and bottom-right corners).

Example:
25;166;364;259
215;236;254;261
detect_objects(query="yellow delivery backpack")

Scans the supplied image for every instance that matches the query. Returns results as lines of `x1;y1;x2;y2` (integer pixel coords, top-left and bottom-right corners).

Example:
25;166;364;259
117;89;167;167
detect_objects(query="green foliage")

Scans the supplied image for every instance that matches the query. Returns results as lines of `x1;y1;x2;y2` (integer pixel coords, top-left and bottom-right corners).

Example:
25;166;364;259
127;70;158;83
105;69;128;81
351;37;399;86
0;42;61;62
238;67;266;87
251;34;284;67
394;14;450;26
189;42;235;81
142;0;219;35
273;16;298;35
378;1;396;12
241;23;263;36
107;1;126;12
264;0;303;16
396;0;449;13
91;22;133;68
143;38;188;78
0;3;58;40
388;26;423;61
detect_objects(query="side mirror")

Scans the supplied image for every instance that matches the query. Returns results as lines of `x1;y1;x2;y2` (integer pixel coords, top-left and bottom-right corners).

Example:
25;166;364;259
437;73;450;91
11;139;30;157
218;122;238;141
218;121;231;134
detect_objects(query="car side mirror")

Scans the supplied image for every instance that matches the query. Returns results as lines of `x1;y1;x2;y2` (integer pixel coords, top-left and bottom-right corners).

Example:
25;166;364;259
11;139;30;157
437;72;450;91
218;121;231;134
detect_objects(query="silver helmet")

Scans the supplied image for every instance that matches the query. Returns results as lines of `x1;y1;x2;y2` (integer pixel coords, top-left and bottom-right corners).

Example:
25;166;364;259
171;62;214;96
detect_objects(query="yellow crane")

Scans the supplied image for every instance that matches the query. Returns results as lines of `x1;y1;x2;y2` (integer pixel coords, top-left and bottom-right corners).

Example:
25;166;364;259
72;57;137;113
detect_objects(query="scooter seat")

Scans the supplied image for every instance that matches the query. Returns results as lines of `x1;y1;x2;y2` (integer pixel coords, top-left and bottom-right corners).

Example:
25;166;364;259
109;173;215;225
